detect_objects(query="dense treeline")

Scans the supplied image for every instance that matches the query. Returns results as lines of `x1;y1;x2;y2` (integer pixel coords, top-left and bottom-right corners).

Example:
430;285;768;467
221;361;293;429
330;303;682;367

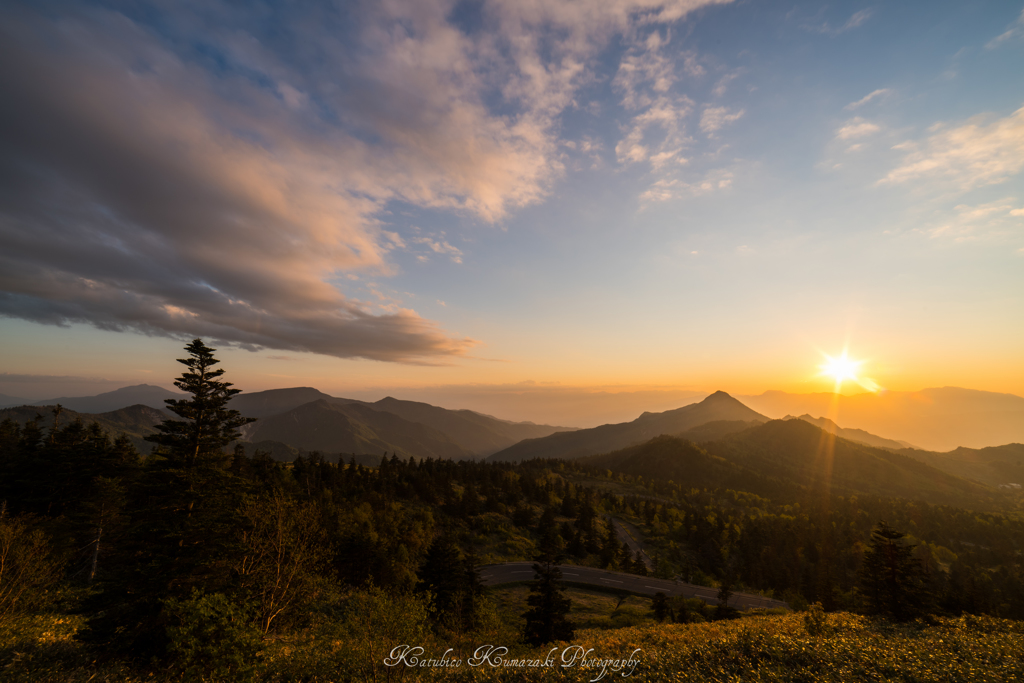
1;341;1023;675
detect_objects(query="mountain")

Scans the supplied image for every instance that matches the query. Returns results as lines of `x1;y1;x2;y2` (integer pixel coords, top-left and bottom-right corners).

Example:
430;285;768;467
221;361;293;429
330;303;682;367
579;435;789;499
899;443;1024;488
228;387;353;418
739;387;1024;451
487;391;768;462
230;389;571;456
786;415;915;450
0;393;29;408
0;403;168;453
703;419;993;506
29;384;184;413
673;419;765;443
366;397;573;456
241;399;474;460
580;418;997;507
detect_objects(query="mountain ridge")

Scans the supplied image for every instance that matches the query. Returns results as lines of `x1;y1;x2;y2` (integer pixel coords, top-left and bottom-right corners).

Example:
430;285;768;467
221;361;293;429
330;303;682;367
488;391;768;462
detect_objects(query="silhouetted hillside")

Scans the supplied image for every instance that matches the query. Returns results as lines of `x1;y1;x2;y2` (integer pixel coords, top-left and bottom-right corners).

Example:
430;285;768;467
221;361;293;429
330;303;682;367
787;414;914;450
0;392;28;408
705;419;993;506
241;399;474;460
899;443;1024;488
580;435;789;498
368;396;573;456
740;387;1024;451
228;387;354;418
0;403;168;453
488;391;767;462
674;419;764;443
28;384;183;413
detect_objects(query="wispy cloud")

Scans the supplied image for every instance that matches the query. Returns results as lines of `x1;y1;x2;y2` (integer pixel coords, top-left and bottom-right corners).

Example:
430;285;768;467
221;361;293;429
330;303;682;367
803;8;874;36
413;235;464;264
845;88;892;110
880;106;1024;190
914;198;1024;242
835;117;881;140
986;8;1024;49
700;106;745;136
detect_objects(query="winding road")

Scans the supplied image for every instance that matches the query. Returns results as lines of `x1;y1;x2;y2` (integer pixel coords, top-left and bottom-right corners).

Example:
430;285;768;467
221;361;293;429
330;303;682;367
478;561;789;611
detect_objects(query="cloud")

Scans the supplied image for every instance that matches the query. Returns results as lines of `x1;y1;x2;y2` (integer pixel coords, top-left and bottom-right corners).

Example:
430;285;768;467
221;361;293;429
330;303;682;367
880;106;1024;190
413;235;464;264
986;8;1024;49
835;117;881;140
700;106;745;135
803;8;874;36
913;198;1024;242
0;0;732;362
639;168;734;202
615;97;695;165
845;88;892;110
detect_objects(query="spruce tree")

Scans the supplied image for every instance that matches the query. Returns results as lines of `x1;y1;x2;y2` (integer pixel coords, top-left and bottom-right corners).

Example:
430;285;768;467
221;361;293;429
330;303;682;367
79;339;255;657
652;592;671;622
522;559;575;645
859;521;930;621
418;535;469;630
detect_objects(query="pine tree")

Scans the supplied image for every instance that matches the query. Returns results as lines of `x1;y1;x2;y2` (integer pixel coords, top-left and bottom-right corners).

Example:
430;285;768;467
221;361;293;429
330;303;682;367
522;560;575;645
418;535;468;630
652;592;671;622
79;339;256;657
715;580;735;620
859;521;930;621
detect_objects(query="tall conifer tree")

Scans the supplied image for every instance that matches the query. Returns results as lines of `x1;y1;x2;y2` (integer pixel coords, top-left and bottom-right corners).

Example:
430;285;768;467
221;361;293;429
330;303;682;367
80;339;255;657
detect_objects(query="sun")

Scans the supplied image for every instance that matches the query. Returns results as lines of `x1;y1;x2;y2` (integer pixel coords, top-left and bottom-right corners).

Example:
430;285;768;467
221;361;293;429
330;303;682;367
820;351;862;388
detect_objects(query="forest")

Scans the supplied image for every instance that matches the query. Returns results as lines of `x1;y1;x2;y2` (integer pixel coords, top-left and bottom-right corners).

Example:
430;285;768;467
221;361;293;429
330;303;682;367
1;340;1023;681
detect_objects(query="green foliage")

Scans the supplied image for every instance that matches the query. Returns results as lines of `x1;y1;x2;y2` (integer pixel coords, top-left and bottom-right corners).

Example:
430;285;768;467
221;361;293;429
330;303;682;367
0;512;62;622
804;601;830;636
164;590;262;680
860;521;931;621
236;494;330;634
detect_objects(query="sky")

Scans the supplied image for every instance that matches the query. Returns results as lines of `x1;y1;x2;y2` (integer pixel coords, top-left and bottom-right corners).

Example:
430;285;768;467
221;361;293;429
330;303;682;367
1;0;1023;424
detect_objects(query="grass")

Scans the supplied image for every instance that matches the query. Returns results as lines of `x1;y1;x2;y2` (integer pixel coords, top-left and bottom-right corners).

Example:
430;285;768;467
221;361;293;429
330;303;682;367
3;602;1023;682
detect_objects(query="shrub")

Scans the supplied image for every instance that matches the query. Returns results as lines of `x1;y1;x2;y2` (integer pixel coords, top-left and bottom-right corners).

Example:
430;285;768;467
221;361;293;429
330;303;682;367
0;513;62;623
164;590;262;680
804;602;829;636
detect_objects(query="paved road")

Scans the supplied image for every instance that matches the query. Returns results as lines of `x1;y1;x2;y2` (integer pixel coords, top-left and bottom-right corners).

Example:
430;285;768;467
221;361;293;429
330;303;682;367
609;516;654;570
479;561;789;611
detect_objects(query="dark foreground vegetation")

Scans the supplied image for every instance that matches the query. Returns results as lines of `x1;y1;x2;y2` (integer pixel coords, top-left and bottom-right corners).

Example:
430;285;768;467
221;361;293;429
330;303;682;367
1;340;1023;680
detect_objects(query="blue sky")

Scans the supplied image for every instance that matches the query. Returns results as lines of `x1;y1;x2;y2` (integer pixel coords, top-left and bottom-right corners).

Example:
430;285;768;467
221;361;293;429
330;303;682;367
1;0;1022;421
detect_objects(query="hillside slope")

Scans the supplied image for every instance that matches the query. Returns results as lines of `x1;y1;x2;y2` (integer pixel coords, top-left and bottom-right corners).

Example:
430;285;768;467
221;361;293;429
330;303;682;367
488;391;767;462
241;399;474;460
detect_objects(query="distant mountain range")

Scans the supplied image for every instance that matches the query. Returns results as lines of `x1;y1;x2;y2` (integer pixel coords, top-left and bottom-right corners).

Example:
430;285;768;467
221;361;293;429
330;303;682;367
487;391;768;462
4;382;1021;489
740;387;1024;452
0;384;572;460
2;384;185;413
0;392;29;407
